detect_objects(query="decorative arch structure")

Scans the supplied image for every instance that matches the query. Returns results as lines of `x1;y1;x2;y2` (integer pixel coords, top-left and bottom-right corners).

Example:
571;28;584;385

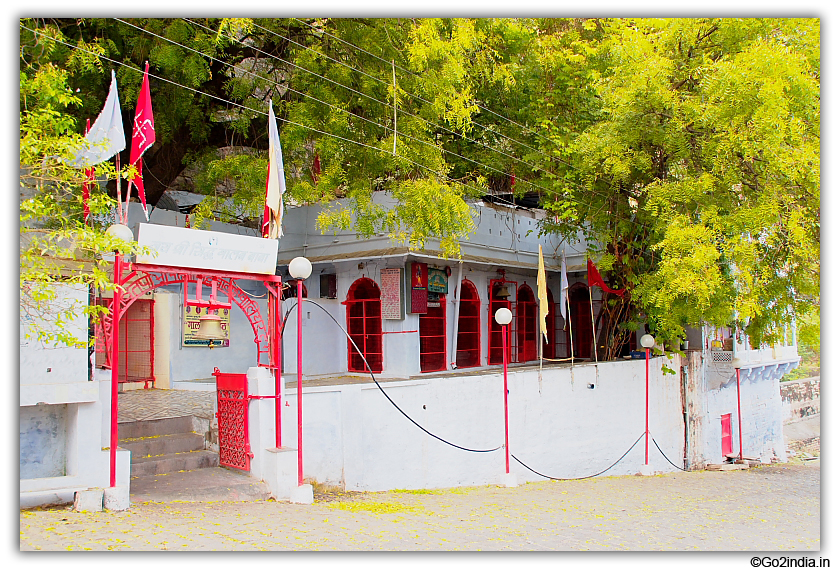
100;260;284;488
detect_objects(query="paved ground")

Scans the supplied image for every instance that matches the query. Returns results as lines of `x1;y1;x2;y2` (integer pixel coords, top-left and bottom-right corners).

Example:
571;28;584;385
20;460;819;551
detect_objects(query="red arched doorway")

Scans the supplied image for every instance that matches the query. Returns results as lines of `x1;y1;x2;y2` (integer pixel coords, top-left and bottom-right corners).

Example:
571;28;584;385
568;283;593;360
455;279;480;368
419;294;447;373
488;279;514;365
345;278;383;373
516;284;537;362
543;288;556;359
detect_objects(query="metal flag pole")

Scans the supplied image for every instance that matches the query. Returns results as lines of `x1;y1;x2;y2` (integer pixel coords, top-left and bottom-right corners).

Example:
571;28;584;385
115;153;123;224
588;286;599;364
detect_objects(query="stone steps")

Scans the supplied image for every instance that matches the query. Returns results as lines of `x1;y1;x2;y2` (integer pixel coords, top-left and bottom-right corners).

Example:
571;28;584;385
119;415;218;477
130;450;220;477
120;432;206;459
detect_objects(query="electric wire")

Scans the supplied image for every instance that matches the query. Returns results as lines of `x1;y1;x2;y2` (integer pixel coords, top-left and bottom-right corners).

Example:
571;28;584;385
510;431;645;481
240;19;559;174
123;18;651;235
164;18;577;214
290;17;557;153
651;436;690;472
22;22;651;245
280;298;503;454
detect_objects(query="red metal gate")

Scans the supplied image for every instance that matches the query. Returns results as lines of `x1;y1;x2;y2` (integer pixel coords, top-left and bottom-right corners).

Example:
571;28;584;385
214;368;251;471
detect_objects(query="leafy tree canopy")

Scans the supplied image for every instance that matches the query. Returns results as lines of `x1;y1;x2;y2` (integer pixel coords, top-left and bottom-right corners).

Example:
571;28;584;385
19;17;819;353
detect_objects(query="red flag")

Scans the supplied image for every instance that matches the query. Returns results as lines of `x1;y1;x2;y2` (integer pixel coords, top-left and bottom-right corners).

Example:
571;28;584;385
82;118;94;224
129;62;156;218
312;153;321;183
587;258;626;297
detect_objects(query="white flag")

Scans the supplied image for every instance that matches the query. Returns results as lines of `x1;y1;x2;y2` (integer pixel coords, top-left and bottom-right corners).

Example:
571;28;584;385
560;249;570;322
262;99;286;239
70;70;126;167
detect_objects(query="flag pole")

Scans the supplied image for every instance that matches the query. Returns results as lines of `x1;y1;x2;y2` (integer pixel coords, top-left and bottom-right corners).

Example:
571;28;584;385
588;286;599;364
115;153;123;224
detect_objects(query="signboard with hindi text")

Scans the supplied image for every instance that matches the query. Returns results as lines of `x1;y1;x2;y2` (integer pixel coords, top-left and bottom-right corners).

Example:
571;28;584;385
182;305;231;347
136;223;279;274
380;268;404;320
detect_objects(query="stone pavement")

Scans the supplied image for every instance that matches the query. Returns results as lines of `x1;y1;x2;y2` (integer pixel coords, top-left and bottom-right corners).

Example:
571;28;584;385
118;389;215;423
20;461;819;551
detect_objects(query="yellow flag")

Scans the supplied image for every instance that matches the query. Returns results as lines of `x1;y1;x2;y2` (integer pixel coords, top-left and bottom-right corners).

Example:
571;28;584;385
537;244;549;344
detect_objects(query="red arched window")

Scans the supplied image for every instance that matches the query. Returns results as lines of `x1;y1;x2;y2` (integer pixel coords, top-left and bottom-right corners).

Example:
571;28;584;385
568;283;593;360
345;278;383;373
419;295;447;373
516;284;537;362
488;279;513;365
543;288;556;359
455;279;480;368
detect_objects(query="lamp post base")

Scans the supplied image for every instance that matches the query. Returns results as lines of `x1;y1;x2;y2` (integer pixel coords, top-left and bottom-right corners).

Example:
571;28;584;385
638;464;655;476
290;483;314;505
500;472;518;488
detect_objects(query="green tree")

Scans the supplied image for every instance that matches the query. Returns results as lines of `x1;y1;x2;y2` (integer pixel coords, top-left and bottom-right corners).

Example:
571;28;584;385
534;18;819;354
20;20;143;346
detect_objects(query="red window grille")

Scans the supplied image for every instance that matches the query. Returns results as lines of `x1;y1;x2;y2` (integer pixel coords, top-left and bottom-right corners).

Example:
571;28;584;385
95;298;155;386
543;288;556;359
516;284;537;363
345;278;383;373
455;279;481;368
488;279;514;365
568;283;593;360
419;296;447;373
721;413;733;457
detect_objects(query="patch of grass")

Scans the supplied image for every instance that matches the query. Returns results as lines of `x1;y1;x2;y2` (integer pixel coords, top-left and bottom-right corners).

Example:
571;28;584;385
390;488;440;495
327;500;427;515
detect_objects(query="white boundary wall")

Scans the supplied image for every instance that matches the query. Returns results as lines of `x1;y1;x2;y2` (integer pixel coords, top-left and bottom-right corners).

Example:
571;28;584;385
278;357;684;491
20;283;130;508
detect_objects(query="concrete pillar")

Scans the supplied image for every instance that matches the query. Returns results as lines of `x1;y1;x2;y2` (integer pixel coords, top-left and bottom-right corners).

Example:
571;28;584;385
245;366;298;501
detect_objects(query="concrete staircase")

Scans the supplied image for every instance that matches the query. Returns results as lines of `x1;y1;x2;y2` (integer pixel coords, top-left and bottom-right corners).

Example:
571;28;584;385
119;415;218;477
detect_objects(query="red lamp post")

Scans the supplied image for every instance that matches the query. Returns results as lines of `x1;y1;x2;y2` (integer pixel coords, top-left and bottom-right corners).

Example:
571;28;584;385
495;307;513;477
289;256;312;488
733;357;744;461
639;334;655;469
105;223;134;488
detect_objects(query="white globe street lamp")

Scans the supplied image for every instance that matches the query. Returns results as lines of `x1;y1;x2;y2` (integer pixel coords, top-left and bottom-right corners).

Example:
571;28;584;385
494;306;514;486
289;256;311;495
105;223;135;242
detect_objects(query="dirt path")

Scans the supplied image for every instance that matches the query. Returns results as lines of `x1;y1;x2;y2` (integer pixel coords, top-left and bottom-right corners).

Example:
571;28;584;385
20;461;818;551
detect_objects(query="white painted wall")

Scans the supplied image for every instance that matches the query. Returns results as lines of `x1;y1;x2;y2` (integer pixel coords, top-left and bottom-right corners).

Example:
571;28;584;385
699;365;788;463
20;283;130;507
274;357;684;491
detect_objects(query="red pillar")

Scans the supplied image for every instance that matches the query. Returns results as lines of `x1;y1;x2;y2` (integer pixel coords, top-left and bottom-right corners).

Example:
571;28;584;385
736;367;744;460
109;254;123;487
273;287;282;449
297;279;304;486
645;346;650;466
502;324;510;474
